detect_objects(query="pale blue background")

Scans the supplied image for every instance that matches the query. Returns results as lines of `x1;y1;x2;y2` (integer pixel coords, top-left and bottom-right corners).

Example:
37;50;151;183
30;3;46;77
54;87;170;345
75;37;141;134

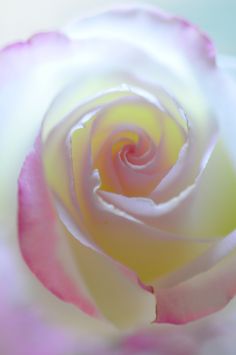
155;0;236;55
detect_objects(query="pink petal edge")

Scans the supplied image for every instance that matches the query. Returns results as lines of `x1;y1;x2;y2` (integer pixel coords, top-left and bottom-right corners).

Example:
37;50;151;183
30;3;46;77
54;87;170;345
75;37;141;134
154;230;236;324
18;137;99;318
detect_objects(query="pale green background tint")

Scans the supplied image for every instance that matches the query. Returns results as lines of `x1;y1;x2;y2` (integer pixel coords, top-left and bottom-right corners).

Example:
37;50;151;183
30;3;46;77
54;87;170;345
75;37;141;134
0;0;235;55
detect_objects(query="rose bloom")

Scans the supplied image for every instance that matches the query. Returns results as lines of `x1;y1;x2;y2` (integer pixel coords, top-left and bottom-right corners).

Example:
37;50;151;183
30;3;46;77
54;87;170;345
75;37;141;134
1;3;236;354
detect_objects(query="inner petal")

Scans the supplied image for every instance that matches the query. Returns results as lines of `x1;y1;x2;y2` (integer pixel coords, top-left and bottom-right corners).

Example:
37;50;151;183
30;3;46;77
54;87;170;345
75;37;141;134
91;97;186;197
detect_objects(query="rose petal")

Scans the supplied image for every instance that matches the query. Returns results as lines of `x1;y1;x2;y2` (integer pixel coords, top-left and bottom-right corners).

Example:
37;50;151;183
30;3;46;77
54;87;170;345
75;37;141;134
65;234;155;328
90;95;184;196
154;229;236;324
18;138;99;317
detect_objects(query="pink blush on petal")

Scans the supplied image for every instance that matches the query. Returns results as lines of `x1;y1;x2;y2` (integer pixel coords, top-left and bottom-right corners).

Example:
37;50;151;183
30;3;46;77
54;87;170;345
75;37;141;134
18;138;99;318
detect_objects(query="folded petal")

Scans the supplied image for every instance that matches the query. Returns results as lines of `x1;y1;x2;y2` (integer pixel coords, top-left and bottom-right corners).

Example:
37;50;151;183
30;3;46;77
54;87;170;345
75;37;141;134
154;230;236;324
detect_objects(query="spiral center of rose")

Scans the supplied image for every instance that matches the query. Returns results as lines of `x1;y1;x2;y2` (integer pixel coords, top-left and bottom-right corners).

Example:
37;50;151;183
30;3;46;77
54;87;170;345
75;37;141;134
89;97;187;197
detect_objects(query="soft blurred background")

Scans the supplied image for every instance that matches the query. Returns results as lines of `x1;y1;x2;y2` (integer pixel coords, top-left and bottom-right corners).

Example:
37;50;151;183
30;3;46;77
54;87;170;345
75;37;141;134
0;0;235;55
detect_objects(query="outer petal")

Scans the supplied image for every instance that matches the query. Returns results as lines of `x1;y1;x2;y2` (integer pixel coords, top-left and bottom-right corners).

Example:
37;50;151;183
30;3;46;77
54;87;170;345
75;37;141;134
154;230;236;324
18;138;99;317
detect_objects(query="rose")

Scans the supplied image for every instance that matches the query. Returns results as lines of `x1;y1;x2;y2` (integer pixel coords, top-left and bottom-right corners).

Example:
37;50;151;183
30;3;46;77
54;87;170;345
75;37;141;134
1;4;236;330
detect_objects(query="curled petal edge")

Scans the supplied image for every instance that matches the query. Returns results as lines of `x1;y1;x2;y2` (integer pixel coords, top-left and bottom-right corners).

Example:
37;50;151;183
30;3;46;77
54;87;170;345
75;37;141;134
153;230;236;324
